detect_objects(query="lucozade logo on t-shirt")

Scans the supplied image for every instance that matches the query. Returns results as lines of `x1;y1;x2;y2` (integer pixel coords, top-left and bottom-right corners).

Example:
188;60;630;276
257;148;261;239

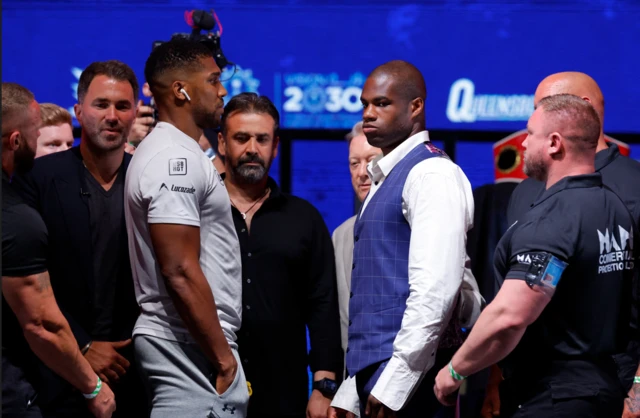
159;183;195;194
597;226;634;274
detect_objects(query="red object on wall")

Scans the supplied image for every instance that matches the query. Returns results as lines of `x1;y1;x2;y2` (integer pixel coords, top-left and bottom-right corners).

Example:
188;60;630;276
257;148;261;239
493;130;527;183
492;131;631;183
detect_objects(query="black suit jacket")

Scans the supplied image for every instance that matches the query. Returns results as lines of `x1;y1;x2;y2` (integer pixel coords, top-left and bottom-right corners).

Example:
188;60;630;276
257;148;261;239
12;147;138;403
466;182;518;305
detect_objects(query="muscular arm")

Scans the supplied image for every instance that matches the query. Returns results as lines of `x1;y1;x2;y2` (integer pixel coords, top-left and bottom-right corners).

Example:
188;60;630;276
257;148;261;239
450;279;550;377
2;271;97;394
11;169;94;351
623;363;640;417
149;223;235;372
434;279;551;406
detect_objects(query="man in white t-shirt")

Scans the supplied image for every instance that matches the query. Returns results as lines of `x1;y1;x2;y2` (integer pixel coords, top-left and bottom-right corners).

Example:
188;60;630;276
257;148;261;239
124;38;248;418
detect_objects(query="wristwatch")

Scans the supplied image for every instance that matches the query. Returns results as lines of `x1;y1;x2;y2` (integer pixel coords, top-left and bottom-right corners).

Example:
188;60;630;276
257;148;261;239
312;378;338;397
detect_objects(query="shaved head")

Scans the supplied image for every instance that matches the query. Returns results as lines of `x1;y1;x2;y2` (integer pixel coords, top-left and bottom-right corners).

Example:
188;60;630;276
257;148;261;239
361;60;427;152
534;72;604;124
369;60;427;103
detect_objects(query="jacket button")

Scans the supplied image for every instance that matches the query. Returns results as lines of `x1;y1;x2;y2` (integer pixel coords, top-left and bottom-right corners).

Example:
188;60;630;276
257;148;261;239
349;320;352;326
350;292;354;298
354;236;359;242
352;263;355;270
346;347;350;353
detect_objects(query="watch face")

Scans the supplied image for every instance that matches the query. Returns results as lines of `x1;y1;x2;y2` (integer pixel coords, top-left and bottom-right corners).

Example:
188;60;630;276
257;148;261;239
319;379;337;394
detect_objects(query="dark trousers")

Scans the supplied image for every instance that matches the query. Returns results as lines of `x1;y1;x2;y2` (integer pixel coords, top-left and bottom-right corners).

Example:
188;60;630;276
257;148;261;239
355;348;457;418
499;360;626;418
41;345;149;418
2;355;42;418
613;340;640;393
41;370;148;418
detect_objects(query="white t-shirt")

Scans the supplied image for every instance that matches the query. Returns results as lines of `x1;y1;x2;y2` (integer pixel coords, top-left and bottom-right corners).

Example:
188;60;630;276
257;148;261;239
124;122;242;347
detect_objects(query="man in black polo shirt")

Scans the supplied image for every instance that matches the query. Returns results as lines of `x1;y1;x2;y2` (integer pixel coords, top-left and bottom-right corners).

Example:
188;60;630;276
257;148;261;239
217;93;343;418
2;82;115;417
504;71;640;416
434;94;637;417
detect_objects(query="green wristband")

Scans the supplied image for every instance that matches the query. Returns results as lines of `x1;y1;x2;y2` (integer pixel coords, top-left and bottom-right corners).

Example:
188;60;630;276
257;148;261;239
82;377;102;400
634;376;640;384
449;361;467;381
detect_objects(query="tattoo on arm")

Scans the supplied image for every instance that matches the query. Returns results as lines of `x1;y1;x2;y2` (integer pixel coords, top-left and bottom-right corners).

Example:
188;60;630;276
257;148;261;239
626;385;640;413
36;274;52;291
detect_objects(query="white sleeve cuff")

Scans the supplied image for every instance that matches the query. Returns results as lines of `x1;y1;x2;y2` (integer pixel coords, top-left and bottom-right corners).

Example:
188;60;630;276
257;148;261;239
331;376;360;416
369;355;428;411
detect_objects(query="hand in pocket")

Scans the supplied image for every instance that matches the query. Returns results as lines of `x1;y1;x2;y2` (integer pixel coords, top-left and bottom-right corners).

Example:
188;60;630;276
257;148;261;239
215;357;238;395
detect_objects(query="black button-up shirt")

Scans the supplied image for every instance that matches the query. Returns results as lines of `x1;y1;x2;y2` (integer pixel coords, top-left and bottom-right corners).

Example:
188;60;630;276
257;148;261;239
231;177;343;417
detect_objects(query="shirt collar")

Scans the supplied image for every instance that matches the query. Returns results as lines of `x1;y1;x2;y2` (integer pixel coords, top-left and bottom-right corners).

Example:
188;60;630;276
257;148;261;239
204;147;215;160
266;176;283;200
595;143;620;171
156;122;201;150
367;130;430;182
533;173;603;207
221;173;283;202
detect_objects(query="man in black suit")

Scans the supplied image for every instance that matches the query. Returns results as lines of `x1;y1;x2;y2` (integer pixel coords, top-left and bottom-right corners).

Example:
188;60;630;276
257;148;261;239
13;60;147;417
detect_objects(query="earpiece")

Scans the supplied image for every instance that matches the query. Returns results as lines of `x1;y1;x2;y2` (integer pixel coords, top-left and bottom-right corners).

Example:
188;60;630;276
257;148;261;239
180;88;191;102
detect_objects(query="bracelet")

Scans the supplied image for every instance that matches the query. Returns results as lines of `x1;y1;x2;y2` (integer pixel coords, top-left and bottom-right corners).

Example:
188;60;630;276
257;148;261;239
81;341;93;355
449;361;467;381
82;377;102;399
634;376;640;384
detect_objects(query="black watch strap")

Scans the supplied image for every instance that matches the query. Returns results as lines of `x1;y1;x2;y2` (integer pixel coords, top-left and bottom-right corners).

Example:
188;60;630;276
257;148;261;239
313;378;338;396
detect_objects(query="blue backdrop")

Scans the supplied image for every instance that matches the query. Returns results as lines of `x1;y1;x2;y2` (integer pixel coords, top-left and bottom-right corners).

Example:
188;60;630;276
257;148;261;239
3;0;640;133
3;0;640;232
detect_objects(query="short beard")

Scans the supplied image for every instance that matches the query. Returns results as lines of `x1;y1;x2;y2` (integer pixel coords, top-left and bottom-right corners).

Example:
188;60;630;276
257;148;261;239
523;156;547;182
231;155;270;184
193;105;220;130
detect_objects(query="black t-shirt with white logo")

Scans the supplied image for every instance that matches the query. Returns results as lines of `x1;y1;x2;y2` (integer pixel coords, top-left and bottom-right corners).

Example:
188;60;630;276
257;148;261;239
495;173;636;379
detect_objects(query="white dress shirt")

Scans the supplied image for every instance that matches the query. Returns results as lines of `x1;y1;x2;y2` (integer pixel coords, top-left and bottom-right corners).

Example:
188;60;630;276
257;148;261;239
331;130;475;412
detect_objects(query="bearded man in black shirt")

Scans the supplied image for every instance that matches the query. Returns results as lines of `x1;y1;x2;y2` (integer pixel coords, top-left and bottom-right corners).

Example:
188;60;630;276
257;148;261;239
217;92;343;418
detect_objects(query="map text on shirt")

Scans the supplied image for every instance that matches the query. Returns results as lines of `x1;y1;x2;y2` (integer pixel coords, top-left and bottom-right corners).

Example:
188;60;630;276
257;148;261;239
597;226;634;274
